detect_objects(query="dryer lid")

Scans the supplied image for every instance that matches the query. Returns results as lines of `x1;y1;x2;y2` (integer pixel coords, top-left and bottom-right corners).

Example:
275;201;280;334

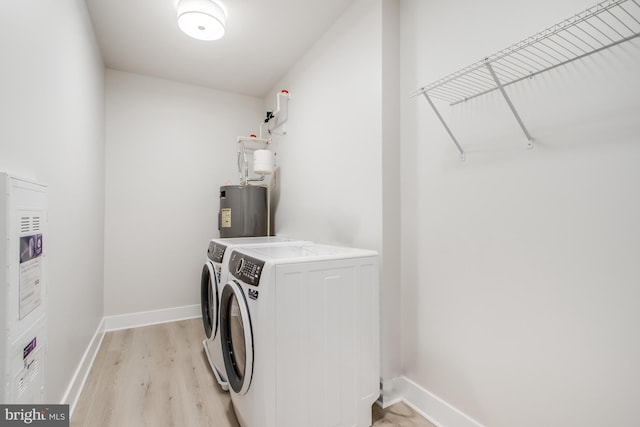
236;243;378;263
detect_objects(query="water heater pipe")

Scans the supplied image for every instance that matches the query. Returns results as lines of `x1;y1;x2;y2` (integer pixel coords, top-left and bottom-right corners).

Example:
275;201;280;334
266;184;271;236
264;90;290;136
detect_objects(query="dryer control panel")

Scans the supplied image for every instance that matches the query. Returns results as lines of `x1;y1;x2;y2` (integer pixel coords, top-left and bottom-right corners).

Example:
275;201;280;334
228;251;265;286
207;242;226;263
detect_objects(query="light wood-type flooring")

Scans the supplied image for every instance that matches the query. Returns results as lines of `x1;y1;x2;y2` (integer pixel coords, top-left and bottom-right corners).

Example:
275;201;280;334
71;319;434;427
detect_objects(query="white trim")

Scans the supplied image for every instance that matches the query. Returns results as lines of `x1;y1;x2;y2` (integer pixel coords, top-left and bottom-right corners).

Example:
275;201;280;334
104;304;201;332
394;376;486;427
60;318;106;417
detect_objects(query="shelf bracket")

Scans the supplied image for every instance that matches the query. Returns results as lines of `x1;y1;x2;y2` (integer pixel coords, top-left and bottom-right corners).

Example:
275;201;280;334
422;92;465;160
485;60;534;149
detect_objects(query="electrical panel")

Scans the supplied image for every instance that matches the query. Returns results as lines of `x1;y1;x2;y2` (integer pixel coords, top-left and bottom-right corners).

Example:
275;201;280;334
0;173;48;403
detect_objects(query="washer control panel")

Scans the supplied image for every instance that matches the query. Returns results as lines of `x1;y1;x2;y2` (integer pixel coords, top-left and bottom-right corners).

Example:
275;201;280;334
228;251;265;286
207;242;226;263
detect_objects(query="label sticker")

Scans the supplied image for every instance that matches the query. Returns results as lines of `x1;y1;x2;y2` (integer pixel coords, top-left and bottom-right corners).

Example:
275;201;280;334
19;234;43;319
23;337;37;360
221;208;232;228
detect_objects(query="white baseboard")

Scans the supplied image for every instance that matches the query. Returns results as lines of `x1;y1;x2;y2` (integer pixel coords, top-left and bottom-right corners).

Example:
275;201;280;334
393;376;486;427
104;304;201;332
61;317;106;417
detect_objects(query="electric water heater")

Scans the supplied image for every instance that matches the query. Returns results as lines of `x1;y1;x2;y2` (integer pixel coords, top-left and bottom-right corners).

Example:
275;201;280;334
218;185;268;238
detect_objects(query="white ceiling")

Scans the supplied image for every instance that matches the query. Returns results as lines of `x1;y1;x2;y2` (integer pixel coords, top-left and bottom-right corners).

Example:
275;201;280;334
85;0;355;97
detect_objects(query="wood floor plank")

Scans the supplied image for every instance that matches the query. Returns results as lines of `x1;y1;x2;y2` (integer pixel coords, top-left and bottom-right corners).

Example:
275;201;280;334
71;319;433;427
372;401;436;427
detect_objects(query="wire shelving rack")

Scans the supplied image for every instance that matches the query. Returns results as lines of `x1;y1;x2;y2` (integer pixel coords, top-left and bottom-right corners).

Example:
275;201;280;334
412;0;640;160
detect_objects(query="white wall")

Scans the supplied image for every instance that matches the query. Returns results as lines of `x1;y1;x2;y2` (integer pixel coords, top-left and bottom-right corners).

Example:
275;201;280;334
263;0;402;387
265;0;382;249
104;70;264;315
0;0;105;403
400;0;640;426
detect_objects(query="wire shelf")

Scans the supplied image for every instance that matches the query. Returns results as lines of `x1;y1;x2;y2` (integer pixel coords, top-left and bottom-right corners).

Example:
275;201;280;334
411;0;640;160
412;0;640;104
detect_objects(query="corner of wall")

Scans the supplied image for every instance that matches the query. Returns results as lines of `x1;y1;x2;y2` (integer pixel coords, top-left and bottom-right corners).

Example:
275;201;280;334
389;376;486;427
61;318;106;416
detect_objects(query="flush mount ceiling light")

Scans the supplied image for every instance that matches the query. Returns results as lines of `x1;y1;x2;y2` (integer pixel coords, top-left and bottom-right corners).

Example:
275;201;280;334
177;0;227;41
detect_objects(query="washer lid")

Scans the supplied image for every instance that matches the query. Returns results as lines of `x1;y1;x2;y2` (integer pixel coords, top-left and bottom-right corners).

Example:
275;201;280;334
211;236;301;246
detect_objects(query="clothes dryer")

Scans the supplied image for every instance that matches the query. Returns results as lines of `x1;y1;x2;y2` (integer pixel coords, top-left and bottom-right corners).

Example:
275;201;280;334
201;237;308;391
219;243;380;427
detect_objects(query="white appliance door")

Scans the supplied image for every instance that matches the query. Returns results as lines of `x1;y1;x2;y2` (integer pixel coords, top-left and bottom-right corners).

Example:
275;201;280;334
200;261;219;339
220;280;254;395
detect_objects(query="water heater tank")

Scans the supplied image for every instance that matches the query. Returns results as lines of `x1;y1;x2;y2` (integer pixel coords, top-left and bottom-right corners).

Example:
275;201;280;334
218;185;268;238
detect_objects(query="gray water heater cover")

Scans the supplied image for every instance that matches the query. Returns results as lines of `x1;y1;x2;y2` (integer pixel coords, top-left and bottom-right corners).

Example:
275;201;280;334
219;185;268;238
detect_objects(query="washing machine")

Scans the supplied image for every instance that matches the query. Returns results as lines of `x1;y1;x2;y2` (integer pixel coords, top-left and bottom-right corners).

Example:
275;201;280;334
219;243;380;427
201;236;308;391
